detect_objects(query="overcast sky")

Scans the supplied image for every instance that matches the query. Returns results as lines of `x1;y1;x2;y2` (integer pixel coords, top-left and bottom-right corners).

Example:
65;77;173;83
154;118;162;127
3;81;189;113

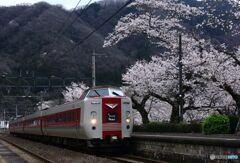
0;0;100;9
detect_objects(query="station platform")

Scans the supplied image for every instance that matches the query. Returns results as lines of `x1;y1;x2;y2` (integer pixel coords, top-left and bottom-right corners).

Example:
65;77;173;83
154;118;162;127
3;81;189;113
0;140;27;163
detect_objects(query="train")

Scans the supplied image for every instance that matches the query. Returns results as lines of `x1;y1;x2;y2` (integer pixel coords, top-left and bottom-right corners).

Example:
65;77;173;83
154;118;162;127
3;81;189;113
9;86;133;148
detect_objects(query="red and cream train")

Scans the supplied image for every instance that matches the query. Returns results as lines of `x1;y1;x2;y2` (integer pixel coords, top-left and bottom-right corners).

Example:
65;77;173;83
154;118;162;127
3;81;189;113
9;86;133;148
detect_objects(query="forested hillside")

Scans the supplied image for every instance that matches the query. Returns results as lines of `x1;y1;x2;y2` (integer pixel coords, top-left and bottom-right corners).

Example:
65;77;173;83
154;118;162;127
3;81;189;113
0;1;132;86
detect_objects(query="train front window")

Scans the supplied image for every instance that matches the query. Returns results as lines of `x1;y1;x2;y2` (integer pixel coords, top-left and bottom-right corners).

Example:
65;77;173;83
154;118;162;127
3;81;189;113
109;88;125;97
87;88;109;97
86;88;125;97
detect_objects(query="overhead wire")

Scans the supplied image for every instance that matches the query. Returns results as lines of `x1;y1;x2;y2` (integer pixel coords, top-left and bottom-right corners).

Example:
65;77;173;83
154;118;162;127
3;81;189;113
61;0;133;56
51;0;83;46
61;0;93;34
50;0;93;52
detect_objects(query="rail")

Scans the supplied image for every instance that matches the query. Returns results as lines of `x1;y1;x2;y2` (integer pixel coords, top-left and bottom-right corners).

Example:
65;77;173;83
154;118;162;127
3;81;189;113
0;136;55;163
107;155;166;163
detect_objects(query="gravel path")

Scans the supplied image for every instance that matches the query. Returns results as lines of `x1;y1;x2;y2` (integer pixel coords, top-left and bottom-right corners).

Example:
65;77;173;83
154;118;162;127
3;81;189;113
0;134;118;163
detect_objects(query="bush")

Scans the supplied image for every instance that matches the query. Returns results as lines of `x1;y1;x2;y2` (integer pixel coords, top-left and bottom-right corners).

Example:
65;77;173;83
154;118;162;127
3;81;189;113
228;116;239;134
133;122;202;133
202;114;230;135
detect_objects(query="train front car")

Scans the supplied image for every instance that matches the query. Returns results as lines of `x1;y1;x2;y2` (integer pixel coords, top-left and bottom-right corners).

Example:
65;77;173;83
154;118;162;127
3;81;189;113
82;86;133;148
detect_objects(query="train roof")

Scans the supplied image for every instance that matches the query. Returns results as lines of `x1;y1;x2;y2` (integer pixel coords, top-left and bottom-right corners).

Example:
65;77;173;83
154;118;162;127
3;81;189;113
89;85;121;90
10;86;124;123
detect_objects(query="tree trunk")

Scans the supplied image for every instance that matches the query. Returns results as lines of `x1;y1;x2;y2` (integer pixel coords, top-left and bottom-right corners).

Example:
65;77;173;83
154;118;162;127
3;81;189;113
235;117;240;133
150;92;181;123
132;104;150;124
138;107;149;124
222;83;240;115
170;103;180;123
131;95;150;124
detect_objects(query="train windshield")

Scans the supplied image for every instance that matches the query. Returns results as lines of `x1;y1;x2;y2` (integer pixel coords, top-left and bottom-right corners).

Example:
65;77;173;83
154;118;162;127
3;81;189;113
86;88;125;97
109;88;125;97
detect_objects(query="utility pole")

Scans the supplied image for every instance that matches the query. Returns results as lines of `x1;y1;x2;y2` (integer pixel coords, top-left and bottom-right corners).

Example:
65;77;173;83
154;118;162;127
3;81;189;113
92;51;108;88
3;109;5;121
40;91;44;110
92;51;96;87
15;104;18;118
178;34;183;122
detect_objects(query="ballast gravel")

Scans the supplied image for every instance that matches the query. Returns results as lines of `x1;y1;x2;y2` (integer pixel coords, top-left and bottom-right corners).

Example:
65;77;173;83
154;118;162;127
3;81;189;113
0;134;118;163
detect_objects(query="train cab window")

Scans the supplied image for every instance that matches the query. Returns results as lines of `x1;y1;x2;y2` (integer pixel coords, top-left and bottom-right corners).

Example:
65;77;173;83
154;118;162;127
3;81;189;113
86;87;125;98
109;88;125;97
87;88;108;97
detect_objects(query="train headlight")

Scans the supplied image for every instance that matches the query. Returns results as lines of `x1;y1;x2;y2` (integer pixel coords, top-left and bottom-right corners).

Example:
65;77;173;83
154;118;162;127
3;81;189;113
126;111;131;123
90;111;97;125
91;119;97;125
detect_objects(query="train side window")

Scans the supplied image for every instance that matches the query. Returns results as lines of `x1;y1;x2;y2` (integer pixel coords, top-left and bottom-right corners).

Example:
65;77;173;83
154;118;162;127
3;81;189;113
68;112;71;122
60;114;62;122
73;112;75;121
68;112;71;121
72;112;74;121
63;114;65;122
63;113;66;122
55;115;59;122
65;113;69;122
59;114;62;122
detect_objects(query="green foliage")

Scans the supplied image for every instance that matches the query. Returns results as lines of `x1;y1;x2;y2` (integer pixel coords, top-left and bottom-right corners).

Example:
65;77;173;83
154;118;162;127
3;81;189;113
202;114;230;135
133;122;202;133
228;116;239;134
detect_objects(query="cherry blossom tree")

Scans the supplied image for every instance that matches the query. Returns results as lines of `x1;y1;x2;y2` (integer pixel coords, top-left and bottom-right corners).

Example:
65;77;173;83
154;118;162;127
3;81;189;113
123;44;239;123
198;0;240;35
36;100;56;110
62;82;89;102
104;0;240;123
104;0;203;49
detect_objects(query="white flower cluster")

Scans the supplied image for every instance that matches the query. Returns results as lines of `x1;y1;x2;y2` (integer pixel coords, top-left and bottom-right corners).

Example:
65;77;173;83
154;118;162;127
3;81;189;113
62;82;89;102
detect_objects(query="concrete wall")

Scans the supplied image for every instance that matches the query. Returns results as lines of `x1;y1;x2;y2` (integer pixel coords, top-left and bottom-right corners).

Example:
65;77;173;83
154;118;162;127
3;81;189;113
131;133;240;163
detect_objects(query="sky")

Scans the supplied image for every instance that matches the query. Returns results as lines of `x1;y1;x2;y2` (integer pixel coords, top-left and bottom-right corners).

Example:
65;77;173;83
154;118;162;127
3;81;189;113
0;0;100;9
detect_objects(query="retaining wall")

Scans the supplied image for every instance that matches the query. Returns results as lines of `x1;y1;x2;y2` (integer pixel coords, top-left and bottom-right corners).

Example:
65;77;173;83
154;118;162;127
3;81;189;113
131;133;240;163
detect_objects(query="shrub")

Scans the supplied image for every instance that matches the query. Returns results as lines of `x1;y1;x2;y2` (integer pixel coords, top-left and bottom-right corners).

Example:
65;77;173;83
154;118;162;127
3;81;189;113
202;114;230;135
133;122;202;133
228;116;239;134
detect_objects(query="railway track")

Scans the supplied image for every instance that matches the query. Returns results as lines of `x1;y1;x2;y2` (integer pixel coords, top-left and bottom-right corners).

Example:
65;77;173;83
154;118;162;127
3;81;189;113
0;135;165;163
107;155;167;163
0;136;55;163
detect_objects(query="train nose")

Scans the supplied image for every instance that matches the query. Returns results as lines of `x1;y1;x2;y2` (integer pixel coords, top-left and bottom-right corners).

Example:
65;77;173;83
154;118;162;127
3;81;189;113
102;97;122;140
